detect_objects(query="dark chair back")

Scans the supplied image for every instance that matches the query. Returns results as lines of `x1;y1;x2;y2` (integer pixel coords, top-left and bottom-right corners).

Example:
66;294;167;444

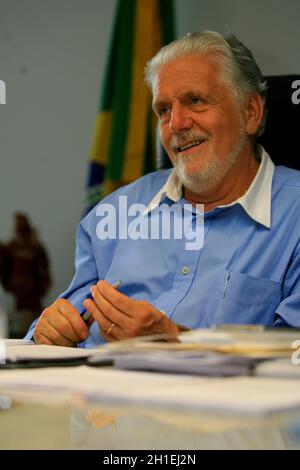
259;75;300;169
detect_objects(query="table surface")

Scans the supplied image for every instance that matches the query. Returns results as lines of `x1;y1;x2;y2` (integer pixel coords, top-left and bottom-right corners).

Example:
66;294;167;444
1;386;300;450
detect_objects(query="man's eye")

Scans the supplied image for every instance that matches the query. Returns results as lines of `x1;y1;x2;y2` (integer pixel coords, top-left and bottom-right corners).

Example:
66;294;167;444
158;107;169;117
191;97;202;105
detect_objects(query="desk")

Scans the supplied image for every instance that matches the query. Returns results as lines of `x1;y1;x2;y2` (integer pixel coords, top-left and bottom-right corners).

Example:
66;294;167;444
0;397;70;450
1;378;300;450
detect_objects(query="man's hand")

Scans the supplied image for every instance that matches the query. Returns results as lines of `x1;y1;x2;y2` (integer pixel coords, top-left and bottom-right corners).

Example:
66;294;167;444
33;298;89;347
82;280;180;342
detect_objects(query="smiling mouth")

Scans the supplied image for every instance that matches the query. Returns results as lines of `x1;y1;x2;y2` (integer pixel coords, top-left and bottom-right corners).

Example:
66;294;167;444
176;138;206;153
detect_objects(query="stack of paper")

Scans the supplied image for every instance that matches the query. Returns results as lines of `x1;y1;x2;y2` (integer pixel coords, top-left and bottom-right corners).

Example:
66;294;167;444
255;358;300;379
179;328;300;357
3;339;34;346
101;328;298;358
0;343;101;368
0;327;298;378
1;366;300;416
85;327;300;377
112;350;260;376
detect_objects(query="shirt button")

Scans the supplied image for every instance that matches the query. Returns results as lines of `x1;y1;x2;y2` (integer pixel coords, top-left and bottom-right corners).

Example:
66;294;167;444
182;266;189;275
197;217;203;224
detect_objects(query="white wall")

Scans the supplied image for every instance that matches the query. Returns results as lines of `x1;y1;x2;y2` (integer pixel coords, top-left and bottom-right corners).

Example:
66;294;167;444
176;0;300;75
0;0;117;307
0;0;299;310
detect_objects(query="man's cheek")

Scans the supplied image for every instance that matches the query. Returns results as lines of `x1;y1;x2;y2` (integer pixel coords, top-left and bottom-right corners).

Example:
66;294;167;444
161;137;173;157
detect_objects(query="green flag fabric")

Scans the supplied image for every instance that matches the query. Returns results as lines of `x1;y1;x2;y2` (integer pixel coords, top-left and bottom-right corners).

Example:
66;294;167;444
86;0;176;210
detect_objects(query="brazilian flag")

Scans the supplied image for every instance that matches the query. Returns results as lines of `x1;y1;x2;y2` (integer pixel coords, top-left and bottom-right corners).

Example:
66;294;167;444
86;0;176;211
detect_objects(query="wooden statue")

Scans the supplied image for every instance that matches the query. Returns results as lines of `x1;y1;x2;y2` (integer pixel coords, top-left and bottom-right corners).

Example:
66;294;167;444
0;213;51;337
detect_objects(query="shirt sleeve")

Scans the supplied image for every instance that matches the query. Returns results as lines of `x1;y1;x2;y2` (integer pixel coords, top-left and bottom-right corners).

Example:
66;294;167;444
23;318;39;341
23;216;100;343
273;242;300;328
59;218;99;312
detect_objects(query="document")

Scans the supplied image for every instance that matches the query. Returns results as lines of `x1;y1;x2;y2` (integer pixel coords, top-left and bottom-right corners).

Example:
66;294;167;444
178;328;300;357
3;339;34;346
1;365;300;416
92;327;298;358
0;343;101;368
113;350;260;376
255;358;300;379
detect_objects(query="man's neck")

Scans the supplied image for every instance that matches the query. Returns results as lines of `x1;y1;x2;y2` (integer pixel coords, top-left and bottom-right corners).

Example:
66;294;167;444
183;147;260;211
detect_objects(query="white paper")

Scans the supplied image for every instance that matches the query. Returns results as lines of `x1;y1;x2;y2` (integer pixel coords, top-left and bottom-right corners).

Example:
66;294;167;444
2;344;101;363
255;358;300;379
3;339;34;347
1;365;300;416
113;350;258;376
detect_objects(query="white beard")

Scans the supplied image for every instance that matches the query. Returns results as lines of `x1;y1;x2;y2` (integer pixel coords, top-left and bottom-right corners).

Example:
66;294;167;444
173;128;248;194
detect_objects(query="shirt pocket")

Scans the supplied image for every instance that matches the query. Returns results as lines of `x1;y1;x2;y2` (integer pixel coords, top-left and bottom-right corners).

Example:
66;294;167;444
212;271;282;326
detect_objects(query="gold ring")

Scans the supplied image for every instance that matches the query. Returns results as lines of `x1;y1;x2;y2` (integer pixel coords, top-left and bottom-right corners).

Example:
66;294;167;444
106;323;116;336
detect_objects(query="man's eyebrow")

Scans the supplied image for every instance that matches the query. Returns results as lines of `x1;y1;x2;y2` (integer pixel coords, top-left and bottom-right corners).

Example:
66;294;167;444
152;99;168;111
152;90;216;111
181;91;209;101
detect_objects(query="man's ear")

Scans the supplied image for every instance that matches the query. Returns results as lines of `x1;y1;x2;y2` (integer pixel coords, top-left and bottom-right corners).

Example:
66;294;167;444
245;93;264;136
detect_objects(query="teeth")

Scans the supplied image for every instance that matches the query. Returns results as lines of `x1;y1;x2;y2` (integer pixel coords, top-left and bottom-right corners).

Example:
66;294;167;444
178;139;203;152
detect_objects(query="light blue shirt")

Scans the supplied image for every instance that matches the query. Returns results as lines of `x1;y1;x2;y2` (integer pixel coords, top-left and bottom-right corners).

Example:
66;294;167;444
25;148;300;347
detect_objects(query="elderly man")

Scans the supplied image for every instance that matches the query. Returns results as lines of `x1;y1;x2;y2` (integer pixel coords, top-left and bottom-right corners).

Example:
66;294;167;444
26;31;300;347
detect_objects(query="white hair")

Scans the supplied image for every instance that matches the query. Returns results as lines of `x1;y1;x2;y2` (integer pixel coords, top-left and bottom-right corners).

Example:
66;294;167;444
145;31;268;137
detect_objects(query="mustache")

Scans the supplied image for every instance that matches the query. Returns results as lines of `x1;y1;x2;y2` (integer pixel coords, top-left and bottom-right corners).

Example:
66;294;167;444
170;131;209;150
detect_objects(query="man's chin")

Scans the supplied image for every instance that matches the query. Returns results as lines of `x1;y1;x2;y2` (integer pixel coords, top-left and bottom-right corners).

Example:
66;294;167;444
175;160;224;193
175;168;207;190
175;161;209;181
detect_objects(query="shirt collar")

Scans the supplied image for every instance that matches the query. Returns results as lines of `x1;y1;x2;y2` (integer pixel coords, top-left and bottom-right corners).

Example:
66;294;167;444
144;146;274;228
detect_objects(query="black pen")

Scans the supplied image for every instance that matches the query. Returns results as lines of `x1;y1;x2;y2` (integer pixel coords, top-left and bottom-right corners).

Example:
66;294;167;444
81;280;122;327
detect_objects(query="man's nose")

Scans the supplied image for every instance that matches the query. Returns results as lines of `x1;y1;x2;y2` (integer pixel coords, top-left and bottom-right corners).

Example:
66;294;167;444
169;104;193;133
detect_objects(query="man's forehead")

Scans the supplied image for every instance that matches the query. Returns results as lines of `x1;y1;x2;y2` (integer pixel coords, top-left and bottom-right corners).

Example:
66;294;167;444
152;54;223;99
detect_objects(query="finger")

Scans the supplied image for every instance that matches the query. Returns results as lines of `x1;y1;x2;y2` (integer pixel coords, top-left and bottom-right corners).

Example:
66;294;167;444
97;281;132;315
89;287;132;328
40;322;75;347
47;311;83;343
97;281;161;319
96;281;139;318
92;284;164;335
101;330;117;343
83;299;123;340
56;299;89;341
34;332;55;345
